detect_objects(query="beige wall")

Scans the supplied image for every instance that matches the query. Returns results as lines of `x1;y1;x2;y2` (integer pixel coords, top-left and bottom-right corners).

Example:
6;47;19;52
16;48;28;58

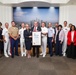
0;5;12;28
59;5;76;26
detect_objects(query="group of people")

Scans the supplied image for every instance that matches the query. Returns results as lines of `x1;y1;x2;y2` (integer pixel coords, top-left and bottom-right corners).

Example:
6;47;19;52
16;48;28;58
0;21;76;59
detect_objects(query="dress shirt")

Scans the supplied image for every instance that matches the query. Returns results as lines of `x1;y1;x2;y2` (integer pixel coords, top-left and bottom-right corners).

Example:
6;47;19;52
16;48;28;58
2;28;9;40
48;27;55;37
63;26;69;36
19;28;26;39
41;27;48;37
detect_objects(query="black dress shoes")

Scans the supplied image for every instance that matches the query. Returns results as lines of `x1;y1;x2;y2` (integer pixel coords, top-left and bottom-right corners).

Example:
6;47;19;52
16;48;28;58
11;56;14;58
15;54;19;56
50;54;53;57
37;55;39;58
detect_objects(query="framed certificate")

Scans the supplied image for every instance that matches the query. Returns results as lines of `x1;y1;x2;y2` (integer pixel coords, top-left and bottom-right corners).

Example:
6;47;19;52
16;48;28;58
32;32;41;46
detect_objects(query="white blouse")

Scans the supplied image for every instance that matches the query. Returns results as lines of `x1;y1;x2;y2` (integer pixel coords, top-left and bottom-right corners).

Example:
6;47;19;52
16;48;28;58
71;31;74;42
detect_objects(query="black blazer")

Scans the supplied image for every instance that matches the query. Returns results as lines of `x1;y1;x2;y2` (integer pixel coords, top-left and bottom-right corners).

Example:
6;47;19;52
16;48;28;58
24;29;32;42
31;26;41;32
0;28;3;39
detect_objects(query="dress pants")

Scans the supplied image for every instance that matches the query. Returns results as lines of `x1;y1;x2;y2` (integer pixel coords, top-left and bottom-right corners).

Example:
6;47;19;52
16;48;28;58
62;37;67;56
11;38;19;57
56;41;62;56
41;36;47;55
48;37;53;56
4;39;10;56
33;46;39;57
20;39;26;56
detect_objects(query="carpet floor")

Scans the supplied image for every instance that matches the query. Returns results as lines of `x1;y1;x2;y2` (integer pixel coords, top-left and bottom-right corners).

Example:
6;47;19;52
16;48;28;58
0;55;76;75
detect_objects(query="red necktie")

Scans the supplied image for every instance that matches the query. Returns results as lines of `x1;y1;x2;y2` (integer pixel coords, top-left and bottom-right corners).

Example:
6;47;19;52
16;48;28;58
34;27;36;32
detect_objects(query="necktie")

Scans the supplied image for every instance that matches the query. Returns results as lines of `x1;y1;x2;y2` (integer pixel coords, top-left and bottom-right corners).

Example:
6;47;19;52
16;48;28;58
34;27;36;32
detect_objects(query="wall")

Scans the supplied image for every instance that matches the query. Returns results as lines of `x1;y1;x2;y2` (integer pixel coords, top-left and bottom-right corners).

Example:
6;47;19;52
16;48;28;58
0;5;12;28
0;4;76;28
59;5;76;26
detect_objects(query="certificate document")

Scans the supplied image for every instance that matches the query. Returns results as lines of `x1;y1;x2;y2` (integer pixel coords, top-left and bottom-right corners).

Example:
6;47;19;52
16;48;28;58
32;32;41;46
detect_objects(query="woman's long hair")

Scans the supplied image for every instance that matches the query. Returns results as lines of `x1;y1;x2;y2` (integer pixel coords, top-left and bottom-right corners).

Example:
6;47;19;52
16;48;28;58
70;25;76;32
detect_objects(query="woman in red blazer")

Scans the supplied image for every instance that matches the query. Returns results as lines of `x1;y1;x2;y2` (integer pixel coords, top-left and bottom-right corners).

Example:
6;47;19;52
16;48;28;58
66;25;76;59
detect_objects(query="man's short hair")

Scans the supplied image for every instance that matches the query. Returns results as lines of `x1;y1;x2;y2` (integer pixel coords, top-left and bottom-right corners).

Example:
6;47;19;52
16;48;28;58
11;21;15;23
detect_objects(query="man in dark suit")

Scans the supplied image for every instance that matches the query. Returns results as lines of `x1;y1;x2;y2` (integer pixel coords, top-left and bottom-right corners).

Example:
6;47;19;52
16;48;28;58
31;21;41;58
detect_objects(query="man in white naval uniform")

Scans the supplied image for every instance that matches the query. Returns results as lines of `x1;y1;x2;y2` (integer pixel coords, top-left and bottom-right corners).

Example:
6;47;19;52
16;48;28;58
62;21;70;56
19;23;26;57
40;22;48;57
2;23;11;57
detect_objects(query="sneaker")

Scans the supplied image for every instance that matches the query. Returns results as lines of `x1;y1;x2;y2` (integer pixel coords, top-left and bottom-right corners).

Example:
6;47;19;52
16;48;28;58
5;54;9;58
63;53;66;56
23;53;26;56
40;53;43;55
21;54;23;57
24;54;26;56
43;54;45;57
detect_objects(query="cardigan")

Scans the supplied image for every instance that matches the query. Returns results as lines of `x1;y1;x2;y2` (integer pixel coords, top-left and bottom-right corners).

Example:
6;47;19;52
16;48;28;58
67;30;76;45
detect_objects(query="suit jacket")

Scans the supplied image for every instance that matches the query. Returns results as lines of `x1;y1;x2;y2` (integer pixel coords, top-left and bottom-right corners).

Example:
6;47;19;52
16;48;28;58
24;29;32;42
55;29;64;42
31;26;41;47
67;30;76;45
59;30;64;42
31;26;41;32
0;28;3;39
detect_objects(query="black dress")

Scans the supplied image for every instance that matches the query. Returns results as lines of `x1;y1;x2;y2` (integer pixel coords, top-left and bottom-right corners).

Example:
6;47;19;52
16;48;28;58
66;43;76;59
24;29;32;50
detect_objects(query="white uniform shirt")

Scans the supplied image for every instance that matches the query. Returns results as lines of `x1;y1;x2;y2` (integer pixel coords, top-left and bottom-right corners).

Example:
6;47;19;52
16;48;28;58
2;28;9;40
19;28;26;40
41;27;48;37
48;27;55;37
63;26;69;37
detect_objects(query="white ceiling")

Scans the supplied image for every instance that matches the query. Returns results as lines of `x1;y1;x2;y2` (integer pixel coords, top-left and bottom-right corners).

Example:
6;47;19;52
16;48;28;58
12;1;60;7
0;0;70;4
68;0;76;5
0;0;76;7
